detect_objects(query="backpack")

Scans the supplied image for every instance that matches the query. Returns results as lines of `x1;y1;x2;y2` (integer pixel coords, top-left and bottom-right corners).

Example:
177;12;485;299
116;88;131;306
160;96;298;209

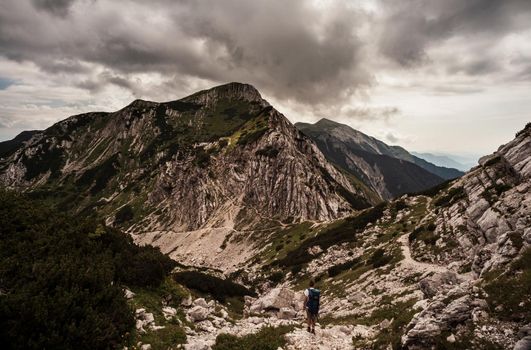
306;288;320;315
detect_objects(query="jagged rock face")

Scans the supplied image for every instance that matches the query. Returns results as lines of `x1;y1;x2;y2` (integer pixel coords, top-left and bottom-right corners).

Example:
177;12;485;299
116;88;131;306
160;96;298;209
0;83;372;234
296;118;462;200
410;124;531;275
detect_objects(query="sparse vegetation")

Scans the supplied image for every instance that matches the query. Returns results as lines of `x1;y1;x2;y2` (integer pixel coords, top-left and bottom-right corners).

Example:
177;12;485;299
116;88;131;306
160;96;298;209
327;258;362;277
213;325;293;350
275;203;387;267
484;247;531;321
433;186;466;207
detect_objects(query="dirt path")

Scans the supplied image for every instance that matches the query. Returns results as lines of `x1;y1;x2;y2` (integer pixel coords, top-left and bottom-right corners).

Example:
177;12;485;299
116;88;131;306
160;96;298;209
397;234;449;274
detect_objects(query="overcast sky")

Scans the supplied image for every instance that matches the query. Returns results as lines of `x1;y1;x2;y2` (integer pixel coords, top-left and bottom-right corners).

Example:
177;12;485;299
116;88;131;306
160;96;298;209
0;0;530;158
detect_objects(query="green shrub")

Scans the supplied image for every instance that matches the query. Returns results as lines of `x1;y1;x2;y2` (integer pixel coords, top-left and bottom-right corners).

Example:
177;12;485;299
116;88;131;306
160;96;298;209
268;271;284;283
0;190;175;349
409;226;439;246
213;326;293;350
173;271;256;302
194;147;211;168
21;141;65;180
290;265;303;275
368;248;393;268
483;155;502;167
412;179;453;197
393;200;408;211
237;127;268;146
75;153;120;194
327;258;362;277
115;204;134;224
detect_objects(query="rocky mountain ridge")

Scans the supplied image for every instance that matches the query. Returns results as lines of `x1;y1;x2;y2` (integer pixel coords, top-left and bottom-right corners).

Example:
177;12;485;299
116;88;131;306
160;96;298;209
0;82;378;269
296;118;464;200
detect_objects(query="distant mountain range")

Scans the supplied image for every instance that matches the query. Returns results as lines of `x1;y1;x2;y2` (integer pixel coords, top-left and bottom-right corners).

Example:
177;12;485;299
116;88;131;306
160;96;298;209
412;151;478;172
295;118;463;200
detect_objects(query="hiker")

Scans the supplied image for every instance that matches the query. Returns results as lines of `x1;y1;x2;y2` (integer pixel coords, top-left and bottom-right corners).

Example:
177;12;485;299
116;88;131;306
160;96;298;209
303;279;320;334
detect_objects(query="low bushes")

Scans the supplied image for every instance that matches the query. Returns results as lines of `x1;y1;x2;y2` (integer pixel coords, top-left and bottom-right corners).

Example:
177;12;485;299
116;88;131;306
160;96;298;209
368;248;393;268
173;271;256;302
275;203;387;268
0;190;175;349
409;226;439;246
327;258;362;277
115;204;134;224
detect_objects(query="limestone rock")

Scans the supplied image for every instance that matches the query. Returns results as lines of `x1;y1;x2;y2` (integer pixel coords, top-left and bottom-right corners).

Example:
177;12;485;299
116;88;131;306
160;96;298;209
187;306;210;323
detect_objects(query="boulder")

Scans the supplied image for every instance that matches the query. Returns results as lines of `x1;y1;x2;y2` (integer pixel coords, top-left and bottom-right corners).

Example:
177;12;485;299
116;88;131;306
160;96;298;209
352;325;375;339
124;288;135;300
162;306;177;320
292;291;305;311
187;306;210;322
219;309;229;319
181;294;193;307
419;272;459;298
278;307;297;320
259;288;295;310
135;308;159;333
193;298;209;308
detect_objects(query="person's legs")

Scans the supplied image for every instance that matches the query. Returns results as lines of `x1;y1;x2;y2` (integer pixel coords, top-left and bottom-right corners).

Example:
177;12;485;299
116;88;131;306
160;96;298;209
310;313;316;333
306;311;311;332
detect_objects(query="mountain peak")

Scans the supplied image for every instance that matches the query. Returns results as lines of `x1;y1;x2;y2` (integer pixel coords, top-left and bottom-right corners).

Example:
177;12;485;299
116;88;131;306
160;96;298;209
315;117;342;127
182;82;267;107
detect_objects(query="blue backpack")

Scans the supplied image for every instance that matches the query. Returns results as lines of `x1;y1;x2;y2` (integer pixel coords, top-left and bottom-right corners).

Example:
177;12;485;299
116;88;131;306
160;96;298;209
306;288;320;315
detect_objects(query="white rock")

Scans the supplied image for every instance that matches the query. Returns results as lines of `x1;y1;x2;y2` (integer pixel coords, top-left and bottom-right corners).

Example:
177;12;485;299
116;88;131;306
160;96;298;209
187;306;210;322
124;288;135;300
181;295;193;307
446;334;456;343
162;306;177;320
193;298;209;308
220;309;229;319
278;307;297;320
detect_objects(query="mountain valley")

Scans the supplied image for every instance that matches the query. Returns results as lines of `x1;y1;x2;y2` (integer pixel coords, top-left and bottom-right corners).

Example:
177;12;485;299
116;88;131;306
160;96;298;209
0;84;530;350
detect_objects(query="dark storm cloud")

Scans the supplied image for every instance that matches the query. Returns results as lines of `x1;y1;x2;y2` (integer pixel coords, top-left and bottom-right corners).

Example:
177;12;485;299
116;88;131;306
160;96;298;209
0;0;530;118
378;0;531;69
32;0;76;16
0;0;372;106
